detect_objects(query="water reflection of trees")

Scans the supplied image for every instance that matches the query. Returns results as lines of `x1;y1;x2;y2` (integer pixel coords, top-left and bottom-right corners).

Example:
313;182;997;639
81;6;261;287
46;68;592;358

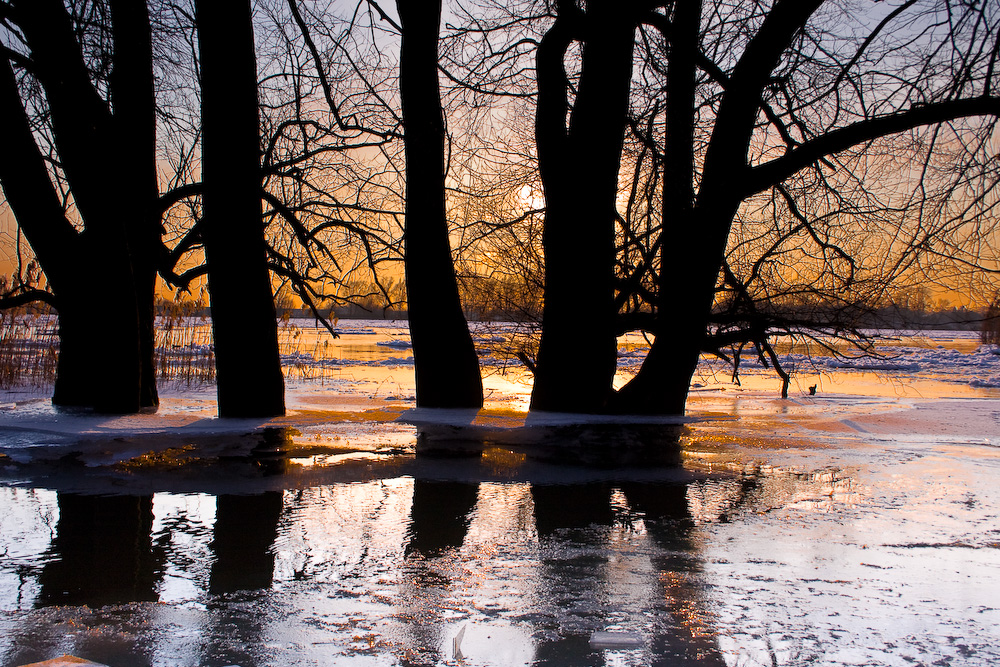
4;493;162;667
406;480;480;558
529;480;727;666
1;424;863;665
208;492;283;594
394;423;731;665
199;491;284;667
37;494;159;607
398;480;481;665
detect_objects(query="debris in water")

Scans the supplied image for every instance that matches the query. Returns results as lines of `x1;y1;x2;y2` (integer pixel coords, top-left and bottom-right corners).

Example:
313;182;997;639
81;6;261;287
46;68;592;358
589;631;644;649
453;623;467;661
18;657;108;667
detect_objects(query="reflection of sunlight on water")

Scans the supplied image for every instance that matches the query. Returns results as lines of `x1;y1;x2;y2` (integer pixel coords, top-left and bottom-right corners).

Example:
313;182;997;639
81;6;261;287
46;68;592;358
465;483;537;547
686;467;861;526
699;440;1000;667
0;488;57;611
273;478;412;585
481;367;534;412
405;483;541;665
288;450;395;468
781;369;999;400
152;493;215;603
608;488;647;537
479;446;528;476
600;493;659;667
687;479;749;525
773;467;862;512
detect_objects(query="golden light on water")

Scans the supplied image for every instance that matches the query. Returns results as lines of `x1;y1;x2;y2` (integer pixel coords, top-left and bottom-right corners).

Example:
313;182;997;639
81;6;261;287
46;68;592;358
480;446;526;474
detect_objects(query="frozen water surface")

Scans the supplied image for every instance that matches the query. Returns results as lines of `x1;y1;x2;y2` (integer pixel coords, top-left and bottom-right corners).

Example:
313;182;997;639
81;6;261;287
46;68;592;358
0;322;999;666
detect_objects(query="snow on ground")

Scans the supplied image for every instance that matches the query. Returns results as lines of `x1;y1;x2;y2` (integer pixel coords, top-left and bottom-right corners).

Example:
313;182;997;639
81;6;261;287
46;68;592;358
3;321;997;437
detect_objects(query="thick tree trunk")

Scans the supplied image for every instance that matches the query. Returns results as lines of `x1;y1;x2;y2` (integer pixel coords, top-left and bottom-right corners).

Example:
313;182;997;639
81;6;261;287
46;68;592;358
110;0;160;410
196;0;285;418
612;231;726;415
611;0;703;415
530;1;636;413
0;59;89;407
49;278;146;412
397;0;483;408
618;0;823;415
1;4;158;413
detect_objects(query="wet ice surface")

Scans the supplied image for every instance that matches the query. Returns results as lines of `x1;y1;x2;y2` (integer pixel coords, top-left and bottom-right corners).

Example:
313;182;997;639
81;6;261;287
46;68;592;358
690;427;1000;666
1;323;999;666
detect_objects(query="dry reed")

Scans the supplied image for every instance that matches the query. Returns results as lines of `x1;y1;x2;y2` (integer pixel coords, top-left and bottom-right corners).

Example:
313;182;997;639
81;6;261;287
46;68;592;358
0;311;58;389
0;310;343;391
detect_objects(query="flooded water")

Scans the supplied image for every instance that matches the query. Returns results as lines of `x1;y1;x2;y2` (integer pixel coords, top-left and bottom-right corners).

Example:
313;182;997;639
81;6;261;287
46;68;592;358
1;412;999;667
1;323;999;666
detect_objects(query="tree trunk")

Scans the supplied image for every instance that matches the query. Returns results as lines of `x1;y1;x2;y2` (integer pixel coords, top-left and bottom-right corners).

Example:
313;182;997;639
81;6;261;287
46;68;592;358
530;1;636;413
49;282;143;412
2;3;158;413
110;0;160;410
611;0;703;415
196;0;285;418
397;0;483;409
618;0;823;415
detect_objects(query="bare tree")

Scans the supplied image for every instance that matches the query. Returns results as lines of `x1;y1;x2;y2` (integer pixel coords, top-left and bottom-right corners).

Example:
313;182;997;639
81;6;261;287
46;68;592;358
0;0;159;413
526;0;641;413
259;0;485;406
257;0;406;319
5;0;997;420
194;0;285;417
442;0;1000;414
1;0;411;414
613;0;1000;413
396;0;483;408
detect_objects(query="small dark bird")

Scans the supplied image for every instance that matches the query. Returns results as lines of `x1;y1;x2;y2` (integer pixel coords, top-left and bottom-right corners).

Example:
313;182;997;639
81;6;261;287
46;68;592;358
808;385;817;396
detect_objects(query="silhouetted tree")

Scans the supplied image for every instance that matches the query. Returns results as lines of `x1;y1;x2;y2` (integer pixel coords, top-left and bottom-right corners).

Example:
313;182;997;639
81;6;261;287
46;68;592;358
194;0;285;417
528;0;639;413
254;0;406;323
614;0;1000;413
0;0;159;413
396;0;484;408
5;0;998;419
454;0;1000;414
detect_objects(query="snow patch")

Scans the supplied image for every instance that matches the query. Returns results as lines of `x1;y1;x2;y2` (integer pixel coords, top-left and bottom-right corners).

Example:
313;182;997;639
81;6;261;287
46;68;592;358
969;374;1000;388
376;339;412;349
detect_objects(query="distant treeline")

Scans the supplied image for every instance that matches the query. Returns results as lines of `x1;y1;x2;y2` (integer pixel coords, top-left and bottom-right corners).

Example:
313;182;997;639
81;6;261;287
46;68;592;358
3;277;985;332
134;287;1000;332
871;305;991;331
